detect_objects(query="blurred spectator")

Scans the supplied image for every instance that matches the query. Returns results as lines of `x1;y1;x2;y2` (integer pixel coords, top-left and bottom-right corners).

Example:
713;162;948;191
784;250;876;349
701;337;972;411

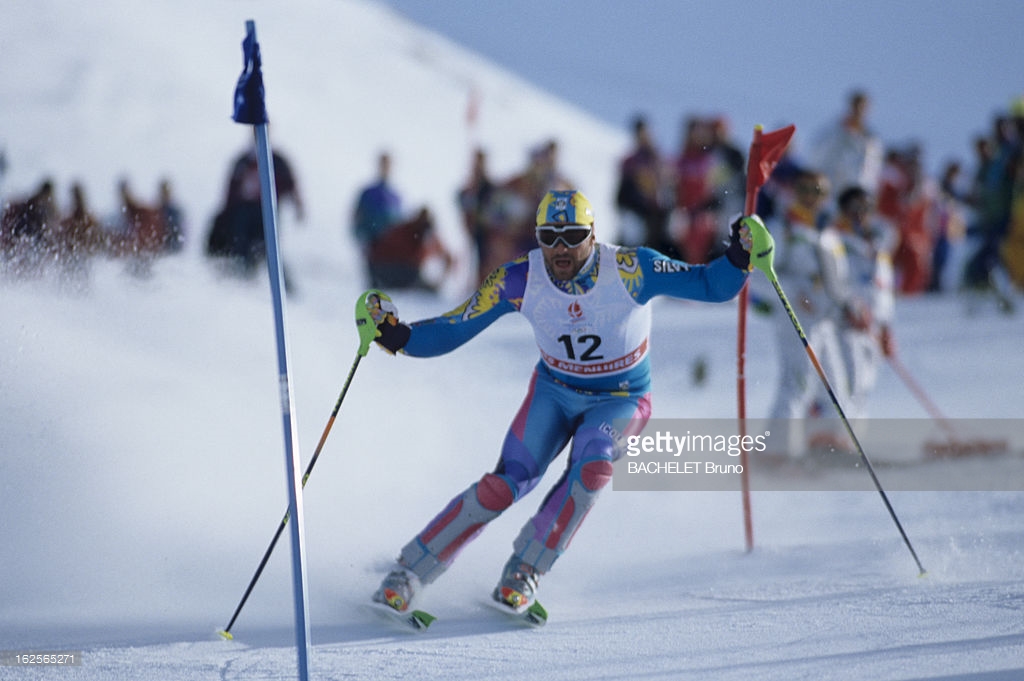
207;138;304;275
53;182;105;279
504;139;573;255
930;160;970;292
877;146;936;294
352;151;403;286
962;121;1016;296
158;178;186;254
709;116;747;218
472;179;531;276
762;169;852;459
831;185;897;420
670;116;741;263
809;89;884;199
112;178;165;276
614;115;674;254
474;139;573;273
0;178;58;276
1001;145;1024;291
457;147;496;283
0;149;7;208
364;206;453;292
527;139;572;199
2;178;58;244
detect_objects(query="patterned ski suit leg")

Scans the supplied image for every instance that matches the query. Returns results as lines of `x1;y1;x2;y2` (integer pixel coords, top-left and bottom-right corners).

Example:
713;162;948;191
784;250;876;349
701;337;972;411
398;368;650;583
398;470;516;584
398;370;568;584
511;377;652;574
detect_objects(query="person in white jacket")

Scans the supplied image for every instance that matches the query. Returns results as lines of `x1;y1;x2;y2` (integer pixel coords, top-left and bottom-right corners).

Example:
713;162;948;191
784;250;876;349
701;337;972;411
762;169;853;460
830;185;897;421
809;90;884;200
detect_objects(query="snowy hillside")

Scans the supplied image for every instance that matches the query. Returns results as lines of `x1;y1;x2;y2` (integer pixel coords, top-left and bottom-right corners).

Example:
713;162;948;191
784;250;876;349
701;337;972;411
2;1;1023;680
0;0;628;295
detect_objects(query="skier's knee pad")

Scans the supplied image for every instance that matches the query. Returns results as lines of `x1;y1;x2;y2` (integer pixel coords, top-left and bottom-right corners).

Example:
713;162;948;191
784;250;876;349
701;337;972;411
476;472;515;511
577;438;614;491
580;458;614;491
401;473;514;583
512;443;615;573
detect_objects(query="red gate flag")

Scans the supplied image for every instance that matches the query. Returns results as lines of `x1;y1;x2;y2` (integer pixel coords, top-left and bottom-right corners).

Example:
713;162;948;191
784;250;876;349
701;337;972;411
745;124;796;211
738;123;795;555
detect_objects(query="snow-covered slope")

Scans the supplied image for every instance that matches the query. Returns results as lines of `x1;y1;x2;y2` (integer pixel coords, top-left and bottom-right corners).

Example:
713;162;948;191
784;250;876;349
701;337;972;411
0;0;628;295
1;1;1022;679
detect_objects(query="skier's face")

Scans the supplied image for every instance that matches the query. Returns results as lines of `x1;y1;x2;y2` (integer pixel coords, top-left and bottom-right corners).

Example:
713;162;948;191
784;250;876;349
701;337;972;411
538;225;595;280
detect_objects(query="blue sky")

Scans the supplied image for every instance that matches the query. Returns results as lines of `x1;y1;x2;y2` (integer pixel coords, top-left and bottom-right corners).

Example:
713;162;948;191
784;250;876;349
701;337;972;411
380;0;1023;174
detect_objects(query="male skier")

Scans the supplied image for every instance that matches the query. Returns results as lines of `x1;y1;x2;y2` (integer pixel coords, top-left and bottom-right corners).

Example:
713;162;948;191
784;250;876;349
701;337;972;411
363;189;771;615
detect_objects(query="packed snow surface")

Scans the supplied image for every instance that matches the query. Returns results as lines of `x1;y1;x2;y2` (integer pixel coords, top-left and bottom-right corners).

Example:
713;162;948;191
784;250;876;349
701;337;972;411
1;1;1022;679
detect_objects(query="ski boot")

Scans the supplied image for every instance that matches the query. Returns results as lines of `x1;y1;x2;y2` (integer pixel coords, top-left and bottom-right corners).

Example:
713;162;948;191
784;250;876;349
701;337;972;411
492;555;540;611
373;568;419;613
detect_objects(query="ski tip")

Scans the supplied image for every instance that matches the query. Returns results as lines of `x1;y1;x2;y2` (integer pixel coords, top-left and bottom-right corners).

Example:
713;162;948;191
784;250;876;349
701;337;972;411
216;629;234;641
525;600;548;626
410;609;437;629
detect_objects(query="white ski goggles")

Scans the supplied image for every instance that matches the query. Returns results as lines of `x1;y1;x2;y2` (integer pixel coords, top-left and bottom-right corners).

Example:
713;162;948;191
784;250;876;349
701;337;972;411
535;224;593;249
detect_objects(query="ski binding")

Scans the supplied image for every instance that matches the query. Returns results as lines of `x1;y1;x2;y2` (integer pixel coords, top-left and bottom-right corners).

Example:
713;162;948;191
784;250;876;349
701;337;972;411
488;595;548;627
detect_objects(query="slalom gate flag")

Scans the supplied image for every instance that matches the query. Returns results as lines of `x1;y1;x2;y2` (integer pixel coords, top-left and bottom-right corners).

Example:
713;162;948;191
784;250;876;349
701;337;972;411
233;25;268;125
737;122;795;555
746;124;795;200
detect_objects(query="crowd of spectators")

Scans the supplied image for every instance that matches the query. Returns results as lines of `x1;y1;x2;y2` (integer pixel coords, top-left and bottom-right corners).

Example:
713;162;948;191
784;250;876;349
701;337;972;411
456;139;573;282
614;90;1024;311
1;174;184;284
4;88;1022;312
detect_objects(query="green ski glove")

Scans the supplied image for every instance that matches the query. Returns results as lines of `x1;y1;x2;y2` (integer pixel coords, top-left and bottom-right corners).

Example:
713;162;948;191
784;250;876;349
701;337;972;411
356;289;411;355
740;215;776;278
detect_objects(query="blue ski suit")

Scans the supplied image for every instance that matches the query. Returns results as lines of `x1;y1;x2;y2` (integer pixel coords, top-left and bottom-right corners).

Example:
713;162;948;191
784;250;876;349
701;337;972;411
394;243;747;582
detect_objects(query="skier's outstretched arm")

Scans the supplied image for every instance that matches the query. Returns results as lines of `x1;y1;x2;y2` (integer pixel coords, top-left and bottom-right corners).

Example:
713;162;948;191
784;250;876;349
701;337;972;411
631;216;770;304
362;259;527;357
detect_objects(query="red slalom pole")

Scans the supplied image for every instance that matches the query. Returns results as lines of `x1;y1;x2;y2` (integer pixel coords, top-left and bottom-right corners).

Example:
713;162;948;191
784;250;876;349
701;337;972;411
737;124;795;553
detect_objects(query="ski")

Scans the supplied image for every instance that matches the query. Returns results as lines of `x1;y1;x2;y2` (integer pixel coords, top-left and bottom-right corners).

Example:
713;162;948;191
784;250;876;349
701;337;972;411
366;598;547;631
486;597;548;627
366;602;437;632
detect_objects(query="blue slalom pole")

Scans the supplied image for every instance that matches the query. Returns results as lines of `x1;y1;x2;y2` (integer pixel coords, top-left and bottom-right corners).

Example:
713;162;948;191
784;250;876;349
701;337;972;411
232;20;311;680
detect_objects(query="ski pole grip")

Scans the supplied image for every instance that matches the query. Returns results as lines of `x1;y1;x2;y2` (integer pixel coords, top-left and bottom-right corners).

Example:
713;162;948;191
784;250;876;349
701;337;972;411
355;289;384;356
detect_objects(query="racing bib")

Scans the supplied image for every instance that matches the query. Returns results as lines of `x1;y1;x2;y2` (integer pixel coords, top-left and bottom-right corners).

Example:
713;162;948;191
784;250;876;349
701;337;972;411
521;244;651;377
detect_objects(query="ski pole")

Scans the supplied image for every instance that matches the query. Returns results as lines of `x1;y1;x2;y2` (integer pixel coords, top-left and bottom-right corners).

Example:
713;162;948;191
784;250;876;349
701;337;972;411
218;294;379;640
751;240;927;577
